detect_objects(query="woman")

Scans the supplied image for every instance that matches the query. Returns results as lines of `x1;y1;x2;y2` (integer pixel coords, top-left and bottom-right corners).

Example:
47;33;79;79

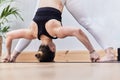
3;0;100;62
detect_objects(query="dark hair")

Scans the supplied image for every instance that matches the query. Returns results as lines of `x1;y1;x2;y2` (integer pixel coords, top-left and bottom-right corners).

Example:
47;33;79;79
35;45;55;62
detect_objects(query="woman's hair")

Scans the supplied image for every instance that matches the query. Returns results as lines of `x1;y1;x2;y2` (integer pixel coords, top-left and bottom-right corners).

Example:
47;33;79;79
35;45;55;62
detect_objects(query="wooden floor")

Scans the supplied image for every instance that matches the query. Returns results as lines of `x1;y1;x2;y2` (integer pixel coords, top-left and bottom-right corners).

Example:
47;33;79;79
0;50;120;80
0;63;120;80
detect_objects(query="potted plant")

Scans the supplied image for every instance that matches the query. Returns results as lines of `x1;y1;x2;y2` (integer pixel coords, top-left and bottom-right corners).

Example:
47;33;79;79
0;0;23;57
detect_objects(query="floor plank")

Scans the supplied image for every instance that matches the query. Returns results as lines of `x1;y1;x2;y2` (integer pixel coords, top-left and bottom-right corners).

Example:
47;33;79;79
0;63;120;80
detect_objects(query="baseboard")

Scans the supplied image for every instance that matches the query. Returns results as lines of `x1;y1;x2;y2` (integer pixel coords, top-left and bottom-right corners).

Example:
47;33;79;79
2;50;117;62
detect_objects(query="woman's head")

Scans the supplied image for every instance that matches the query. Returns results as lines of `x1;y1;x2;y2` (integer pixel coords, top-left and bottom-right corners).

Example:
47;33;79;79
35;45;55;62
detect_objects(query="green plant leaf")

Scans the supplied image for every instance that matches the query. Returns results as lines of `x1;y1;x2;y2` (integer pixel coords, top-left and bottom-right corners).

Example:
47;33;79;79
0;26;10;33
0;0;24;35
0;5;23;21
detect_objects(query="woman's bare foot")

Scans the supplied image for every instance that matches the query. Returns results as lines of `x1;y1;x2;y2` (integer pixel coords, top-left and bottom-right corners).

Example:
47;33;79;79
10;56;17;62
10;52;20;62
99;47;115;62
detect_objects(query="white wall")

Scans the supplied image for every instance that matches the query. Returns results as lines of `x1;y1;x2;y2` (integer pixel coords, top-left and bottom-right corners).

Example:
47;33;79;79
3;0;120;52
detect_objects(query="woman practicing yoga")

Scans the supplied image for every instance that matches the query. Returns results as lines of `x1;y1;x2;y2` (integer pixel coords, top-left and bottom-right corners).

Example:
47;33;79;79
3;0;100;62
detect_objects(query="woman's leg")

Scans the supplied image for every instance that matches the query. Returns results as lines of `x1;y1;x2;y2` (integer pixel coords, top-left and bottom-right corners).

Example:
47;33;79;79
65;0;115;61
10;39;32;62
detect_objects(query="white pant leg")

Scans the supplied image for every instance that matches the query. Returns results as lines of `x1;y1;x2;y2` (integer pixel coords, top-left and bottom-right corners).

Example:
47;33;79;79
65;0;112;49
14;39;32;52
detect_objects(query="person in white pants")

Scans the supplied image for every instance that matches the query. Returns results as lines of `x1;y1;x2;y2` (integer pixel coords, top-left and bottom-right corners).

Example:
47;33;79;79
64;0;116;61
2;0;100;62
9;0;115;62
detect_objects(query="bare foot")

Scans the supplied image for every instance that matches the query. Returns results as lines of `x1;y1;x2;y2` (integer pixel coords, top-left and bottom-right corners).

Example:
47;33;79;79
99;47;115;62
10;56;16;62
10;53;20;62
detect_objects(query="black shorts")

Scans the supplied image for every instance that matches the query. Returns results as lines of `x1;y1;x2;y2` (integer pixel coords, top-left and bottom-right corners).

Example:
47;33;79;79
33;7;62;40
